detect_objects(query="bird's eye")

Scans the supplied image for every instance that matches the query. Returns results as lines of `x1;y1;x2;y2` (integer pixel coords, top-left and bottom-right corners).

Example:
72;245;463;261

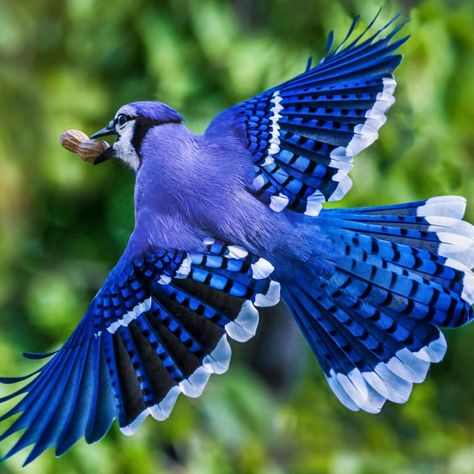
116;114;129;128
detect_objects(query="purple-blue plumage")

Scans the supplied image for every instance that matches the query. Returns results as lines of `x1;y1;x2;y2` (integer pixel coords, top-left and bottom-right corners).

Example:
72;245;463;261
1;14;474;465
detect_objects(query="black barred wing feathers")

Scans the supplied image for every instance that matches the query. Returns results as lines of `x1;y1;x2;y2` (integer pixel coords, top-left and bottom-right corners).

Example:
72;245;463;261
0;240;280;465
207;15;407;215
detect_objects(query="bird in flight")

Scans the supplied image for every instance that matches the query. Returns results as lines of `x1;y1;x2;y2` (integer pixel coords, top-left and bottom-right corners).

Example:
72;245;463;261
1;14;473;466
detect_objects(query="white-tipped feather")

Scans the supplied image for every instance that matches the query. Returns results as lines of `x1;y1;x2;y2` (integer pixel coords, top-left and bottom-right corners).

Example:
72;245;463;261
304;190;325;216
226;245;248;260
327;369;360;411
251;258;275;279
225;300;259;342
444;259;474;305
412;332;447;363
336;372;368;409
149;386;181;421
252;174;266;190
425;216;474;239
176;255;192;279
254;280;281;307
326;336;445;412
270;193;289;212
158;275;172;285
120;409;149;436
373;363;412;404
202;335;232;374
394;348;430;383
416;196;466;219
361;384;386;414
179;366;211;398
329;175;353;202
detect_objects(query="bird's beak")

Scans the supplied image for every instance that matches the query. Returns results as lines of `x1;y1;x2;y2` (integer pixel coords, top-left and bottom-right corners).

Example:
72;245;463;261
90;120;118;165
90;120;117;139
93;146;116;165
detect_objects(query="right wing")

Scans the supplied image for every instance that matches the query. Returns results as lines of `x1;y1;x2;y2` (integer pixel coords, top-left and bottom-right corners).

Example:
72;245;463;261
206;14;407;216
0;240;280;465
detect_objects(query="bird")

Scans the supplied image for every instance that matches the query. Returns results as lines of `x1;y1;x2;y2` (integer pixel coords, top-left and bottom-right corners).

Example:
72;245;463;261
1;13;474;466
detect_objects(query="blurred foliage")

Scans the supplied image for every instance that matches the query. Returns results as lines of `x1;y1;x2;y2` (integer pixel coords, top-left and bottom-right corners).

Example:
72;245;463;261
0;0;474;472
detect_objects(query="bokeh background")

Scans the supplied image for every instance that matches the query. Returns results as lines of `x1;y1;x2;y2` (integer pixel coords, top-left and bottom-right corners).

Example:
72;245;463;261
0;0;474;472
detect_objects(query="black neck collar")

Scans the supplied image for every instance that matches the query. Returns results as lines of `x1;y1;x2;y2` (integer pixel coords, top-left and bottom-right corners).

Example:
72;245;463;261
131;118;182;153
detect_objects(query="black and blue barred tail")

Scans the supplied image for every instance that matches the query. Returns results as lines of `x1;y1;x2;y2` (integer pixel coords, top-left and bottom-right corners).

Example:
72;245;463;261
284;196;474;412
0;240;280;465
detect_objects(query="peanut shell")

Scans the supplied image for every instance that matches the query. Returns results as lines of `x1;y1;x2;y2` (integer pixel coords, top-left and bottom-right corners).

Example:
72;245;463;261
77;139;110;164
60;129;89;153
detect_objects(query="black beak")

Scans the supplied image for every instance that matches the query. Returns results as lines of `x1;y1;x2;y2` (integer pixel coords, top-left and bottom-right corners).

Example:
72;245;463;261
90;120;117;165
90;120;117;139
93;146;116;165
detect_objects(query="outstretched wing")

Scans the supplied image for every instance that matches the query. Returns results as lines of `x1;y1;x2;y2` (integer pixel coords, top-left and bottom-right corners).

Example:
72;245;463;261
206;14;408;216
0;240;280;465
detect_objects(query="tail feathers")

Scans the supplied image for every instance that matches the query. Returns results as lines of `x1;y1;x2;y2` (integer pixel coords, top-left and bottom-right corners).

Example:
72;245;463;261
286;280;446;413
285;196;473;412
319;196;474;327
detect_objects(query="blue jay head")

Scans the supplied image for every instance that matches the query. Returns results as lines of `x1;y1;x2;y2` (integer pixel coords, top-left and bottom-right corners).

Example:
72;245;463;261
91;101;183;170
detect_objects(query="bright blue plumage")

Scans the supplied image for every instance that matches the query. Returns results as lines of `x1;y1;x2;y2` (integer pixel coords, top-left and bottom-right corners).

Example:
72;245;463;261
1;14;473;465
284;197;473;412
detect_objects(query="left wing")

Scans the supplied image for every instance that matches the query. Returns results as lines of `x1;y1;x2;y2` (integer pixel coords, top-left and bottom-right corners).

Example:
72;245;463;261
206;14;407;216
0;240;280;465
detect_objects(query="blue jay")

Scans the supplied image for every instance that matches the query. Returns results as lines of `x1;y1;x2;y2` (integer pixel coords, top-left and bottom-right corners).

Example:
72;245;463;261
1;14;473;465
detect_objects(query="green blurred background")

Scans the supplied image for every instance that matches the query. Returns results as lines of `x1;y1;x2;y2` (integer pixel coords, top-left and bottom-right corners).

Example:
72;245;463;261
1;0;474;472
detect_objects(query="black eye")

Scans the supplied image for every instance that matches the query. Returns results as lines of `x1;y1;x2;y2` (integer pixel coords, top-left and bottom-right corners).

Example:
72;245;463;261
116;114;129;127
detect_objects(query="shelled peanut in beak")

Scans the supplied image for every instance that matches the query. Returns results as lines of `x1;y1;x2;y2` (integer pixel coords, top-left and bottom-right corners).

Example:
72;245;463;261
60;129;110;164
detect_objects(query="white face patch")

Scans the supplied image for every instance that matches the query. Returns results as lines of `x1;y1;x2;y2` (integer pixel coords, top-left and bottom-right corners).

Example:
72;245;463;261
112;119;141;172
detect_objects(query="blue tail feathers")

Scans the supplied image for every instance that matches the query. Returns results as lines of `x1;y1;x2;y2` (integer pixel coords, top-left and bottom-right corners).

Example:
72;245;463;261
284;196;474;412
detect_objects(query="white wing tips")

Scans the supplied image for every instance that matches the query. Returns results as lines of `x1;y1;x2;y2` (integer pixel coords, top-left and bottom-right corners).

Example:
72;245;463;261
254;280;281;308
119;246;281;437
225;300;259;343
251;258;275;280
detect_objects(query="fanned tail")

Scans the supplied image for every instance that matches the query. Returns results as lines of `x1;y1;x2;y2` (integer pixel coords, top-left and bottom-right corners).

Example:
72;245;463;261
284;196;474;412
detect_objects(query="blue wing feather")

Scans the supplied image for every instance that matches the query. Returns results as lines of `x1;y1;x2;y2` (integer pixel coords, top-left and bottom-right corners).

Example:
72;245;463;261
0;239;280;463
207;15;407;215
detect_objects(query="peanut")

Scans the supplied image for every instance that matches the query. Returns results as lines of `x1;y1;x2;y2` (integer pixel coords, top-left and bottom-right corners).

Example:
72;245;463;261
59;129;89;153
77;139;110;164
60;129;110;164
